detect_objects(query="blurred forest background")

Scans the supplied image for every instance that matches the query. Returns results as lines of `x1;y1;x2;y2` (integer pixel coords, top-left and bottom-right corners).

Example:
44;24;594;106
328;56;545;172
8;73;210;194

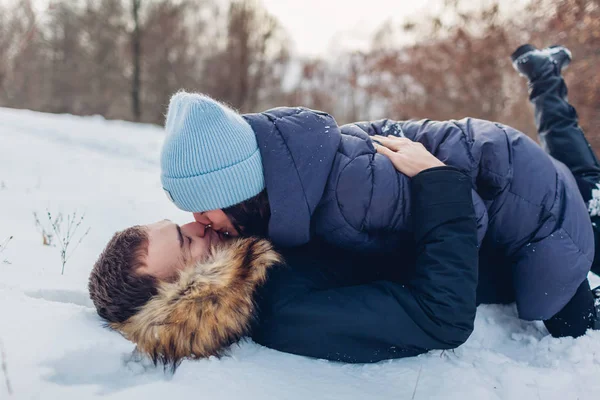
0;0;598;148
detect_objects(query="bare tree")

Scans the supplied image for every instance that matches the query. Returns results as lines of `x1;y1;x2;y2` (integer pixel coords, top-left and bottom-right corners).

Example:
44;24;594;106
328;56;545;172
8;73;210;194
131;0;142;121
0;0;292;122
140;0;201;124
78;0;128;118
45;1;87;114
0;2;11;104
288;59;336;113
205;0;290;112
0;0;43;109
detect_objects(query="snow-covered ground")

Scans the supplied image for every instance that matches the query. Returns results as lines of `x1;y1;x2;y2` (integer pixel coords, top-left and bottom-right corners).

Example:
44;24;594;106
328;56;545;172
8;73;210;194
1;107;600;400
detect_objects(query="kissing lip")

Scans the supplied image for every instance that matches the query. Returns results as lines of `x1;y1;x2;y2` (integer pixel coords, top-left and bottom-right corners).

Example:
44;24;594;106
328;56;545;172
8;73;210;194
208;228;222;246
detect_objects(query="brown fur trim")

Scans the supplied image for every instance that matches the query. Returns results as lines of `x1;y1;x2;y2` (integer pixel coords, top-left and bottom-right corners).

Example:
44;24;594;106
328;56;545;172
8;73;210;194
111;237;281;368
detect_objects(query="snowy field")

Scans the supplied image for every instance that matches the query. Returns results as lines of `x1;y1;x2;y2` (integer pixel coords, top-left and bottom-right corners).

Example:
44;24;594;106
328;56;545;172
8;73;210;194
2;107;600;400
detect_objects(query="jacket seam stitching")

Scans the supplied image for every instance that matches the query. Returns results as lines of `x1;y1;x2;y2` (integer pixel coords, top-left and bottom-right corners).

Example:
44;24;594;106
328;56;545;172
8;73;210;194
263;108;304;122
449;120;477;166
362;153;376;230
335;154;370;233
271;115;313;215
504;189;593;264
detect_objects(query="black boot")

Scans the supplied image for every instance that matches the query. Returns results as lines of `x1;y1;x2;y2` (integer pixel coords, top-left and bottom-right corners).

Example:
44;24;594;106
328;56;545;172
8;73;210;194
511;44;571;82
544;280;599;337
547;45;572;71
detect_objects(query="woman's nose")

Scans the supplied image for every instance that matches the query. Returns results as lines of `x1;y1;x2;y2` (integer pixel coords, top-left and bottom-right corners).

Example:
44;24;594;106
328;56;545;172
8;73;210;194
193;212;211;225
181;221;207;238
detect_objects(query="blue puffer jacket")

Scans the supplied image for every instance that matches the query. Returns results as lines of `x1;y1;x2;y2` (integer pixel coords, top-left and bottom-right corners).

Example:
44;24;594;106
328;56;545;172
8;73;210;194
243;107;594;320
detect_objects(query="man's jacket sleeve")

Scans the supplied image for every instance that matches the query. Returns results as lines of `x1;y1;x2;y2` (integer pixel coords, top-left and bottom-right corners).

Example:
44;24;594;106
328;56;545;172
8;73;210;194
252;167;479;363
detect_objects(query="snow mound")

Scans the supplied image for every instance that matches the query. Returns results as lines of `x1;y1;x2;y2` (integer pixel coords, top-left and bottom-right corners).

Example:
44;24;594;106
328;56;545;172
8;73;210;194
1;107;599;399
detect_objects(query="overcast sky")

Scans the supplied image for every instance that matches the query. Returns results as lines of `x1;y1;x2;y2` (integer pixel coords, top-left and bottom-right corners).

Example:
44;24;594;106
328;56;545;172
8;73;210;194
261;0;532;57
261;0;439;57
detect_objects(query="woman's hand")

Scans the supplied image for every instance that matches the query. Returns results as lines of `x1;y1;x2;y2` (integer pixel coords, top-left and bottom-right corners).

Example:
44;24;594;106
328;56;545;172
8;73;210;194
373;135;445;177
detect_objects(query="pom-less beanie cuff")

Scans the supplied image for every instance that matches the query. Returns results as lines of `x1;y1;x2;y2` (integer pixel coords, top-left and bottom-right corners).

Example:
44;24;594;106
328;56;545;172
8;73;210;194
161;149;265;212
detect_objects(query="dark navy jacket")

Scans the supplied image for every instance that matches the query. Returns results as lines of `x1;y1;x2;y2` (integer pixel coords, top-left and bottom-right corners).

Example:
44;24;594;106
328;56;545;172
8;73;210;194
253;167;479;363
243;108;594;320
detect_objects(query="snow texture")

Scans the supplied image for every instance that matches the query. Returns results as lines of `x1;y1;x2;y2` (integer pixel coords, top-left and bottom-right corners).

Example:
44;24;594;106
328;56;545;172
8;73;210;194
588;183;600;217
381;121;405;137
1;107;600;399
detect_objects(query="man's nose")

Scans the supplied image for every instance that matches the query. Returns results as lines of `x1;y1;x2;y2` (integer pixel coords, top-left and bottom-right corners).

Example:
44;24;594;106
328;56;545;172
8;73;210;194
181;221;207;237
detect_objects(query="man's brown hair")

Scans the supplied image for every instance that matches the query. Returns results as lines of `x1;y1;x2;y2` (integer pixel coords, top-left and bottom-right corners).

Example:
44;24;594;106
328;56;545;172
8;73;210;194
88;226;157;323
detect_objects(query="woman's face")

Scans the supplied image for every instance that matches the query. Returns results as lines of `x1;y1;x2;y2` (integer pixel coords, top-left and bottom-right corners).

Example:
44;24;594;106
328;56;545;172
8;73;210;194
194;210;239;237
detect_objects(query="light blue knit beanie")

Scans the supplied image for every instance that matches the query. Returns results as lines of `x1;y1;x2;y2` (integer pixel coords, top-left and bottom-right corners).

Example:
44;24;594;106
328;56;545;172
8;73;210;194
161;91;265;212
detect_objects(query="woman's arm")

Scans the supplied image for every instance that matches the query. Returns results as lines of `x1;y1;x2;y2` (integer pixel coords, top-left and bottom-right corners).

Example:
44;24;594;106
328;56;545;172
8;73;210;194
252;165;479;363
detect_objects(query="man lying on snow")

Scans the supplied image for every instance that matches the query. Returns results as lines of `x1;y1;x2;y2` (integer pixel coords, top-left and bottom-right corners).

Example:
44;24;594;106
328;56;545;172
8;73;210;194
88;44;600;368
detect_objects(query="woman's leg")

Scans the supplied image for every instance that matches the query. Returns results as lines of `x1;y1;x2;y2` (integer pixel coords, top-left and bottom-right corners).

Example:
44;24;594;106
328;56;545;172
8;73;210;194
513;44;600;274
512;44;600;337
511;44;600;203
543;279;599;337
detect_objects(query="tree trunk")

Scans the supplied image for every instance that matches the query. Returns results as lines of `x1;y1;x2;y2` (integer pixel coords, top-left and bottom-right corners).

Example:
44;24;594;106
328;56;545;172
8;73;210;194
131;0;141;121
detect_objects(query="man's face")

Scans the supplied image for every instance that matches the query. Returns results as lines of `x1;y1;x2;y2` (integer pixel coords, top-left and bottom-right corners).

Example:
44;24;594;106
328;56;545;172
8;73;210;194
136;220;224;280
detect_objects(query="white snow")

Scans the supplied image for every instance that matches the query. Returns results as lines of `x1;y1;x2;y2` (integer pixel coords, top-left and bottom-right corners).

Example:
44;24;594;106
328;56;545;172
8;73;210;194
2;106;600;399
588;183;600;217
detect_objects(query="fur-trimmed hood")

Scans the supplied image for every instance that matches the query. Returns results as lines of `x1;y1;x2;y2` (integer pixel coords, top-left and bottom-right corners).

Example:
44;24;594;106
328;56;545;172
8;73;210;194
111;237;281;367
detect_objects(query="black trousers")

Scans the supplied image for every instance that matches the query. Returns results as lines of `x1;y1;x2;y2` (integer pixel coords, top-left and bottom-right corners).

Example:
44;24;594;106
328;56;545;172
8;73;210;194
530;64;600;337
